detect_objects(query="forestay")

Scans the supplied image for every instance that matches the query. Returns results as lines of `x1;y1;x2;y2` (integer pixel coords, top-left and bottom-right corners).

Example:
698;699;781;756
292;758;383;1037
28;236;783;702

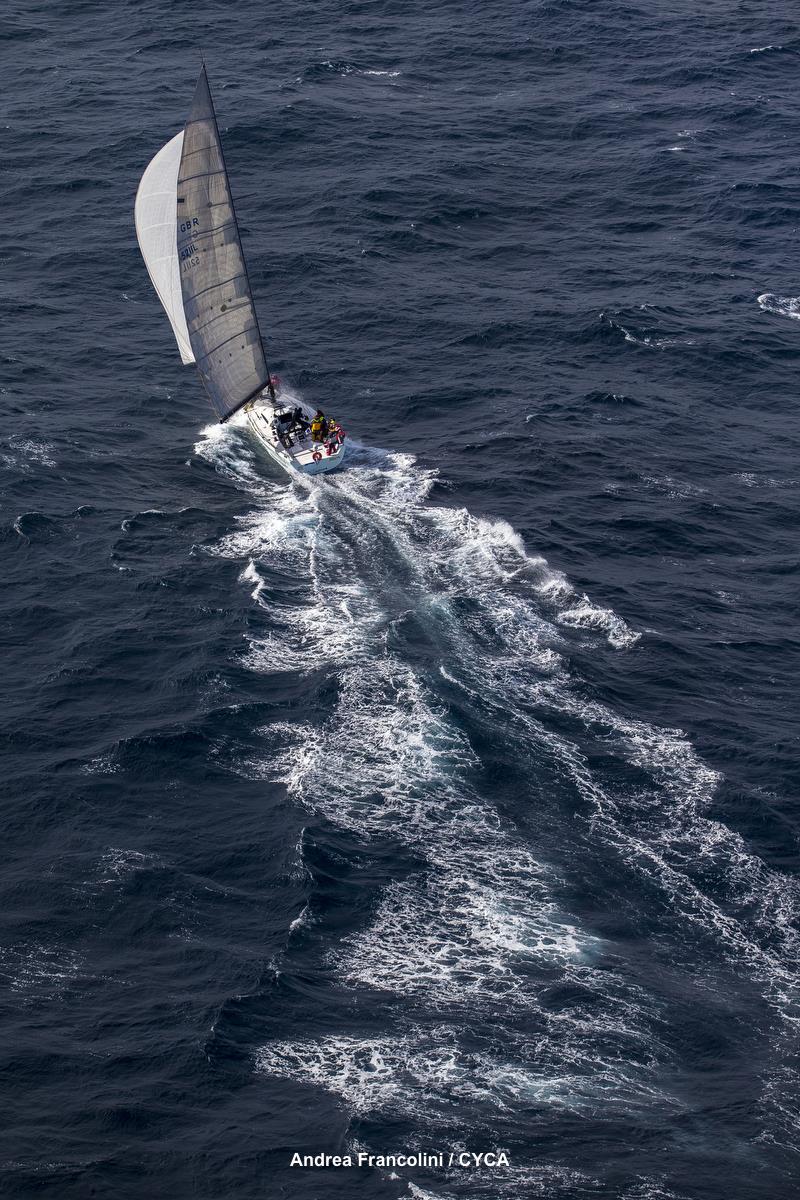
134;131;195;365
177;66;269;421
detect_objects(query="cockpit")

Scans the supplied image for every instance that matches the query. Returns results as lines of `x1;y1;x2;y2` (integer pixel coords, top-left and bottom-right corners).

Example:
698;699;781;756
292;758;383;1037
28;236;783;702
272;407;310;449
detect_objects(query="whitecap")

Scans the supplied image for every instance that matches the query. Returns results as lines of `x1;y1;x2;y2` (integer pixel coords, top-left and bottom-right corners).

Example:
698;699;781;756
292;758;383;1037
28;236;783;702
557;598;641;648
3;942;86;1002
639;473;709;500
1;436;57;471
757;292;800;321
96;847;157;884
82;752;120;775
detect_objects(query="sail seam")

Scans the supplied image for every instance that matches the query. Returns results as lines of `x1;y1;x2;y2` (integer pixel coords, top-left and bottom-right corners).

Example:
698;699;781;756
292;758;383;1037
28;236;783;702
194;324;259;362
182;273;247;303
192;300;252;338
179;168;226;185
180;144;218;157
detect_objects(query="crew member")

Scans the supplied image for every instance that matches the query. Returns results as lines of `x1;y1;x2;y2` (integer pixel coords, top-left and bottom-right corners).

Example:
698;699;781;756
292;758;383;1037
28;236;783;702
292;407;310;434
310;410;326;442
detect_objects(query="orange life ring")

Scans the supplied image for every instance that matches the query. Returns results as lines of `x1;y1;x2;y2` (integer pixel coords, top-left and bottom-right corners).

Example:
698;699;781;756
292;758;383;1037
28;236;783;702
312;449;322;462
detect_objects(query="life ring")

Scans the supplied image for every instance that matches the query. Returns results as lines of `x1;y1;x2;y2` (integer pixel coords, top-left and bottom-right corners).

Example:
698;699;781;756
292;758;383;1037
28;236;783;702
312;449;322;462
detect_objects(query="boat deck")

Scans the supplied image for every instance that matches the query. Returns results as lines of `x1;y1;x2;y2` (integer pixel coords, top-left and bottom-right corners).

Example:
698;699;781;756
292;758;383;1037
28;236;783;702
246;399;345;474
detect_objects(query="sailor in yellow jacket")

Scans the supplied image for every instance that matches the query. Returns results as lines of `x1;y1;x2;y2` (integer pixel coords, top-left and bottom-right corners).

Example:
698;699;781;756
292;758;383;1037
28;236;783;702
310;410;326;442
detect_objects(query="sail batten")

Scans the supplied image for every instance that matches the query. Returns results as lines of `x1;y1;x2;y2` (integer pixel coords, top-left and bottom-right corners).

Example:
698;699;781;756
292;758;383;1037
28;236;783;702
177;66;269;421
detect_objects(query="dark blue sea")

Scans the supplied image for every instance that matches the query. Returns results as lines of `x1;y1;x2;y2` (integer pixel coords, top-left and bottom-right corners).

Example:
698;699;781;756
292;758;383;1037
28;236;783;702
3;1;800;1197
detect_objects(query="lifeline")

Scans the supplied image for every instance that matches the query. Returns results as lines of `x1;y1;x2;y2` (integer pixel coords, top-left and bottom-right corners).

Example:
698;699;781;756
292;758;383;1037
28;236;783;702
290;1152;445;1168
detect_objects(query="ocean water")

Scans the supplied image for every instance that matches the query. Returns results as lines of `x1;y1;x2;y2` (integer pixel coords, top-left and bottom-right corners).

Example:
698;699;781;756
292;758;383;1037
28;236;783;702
2;1;800;1197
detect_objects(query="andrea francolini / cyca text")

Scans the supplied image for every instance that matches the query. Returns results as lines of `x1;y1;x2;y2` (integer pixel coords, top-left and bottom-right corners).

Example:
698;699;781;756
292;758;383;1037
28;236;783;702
289;1150;510;1169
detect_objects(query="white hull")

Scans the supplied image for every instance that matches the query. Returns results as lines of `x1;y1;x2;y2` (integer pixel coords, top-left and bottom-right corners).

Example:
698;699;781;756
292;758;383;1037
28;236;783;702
244;393;347;476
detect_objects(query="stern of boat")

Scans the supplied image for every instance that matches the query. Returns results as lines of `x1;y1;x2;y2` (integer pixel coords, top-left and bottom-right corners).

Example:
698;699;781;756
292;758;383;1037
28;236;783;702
300;440;347;474
245;393;348;477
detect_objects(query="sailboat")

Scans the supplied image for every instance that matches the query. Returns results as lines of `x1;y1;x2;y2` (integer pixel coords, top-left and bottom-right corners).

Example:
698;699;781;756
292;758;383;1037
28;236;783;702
134;66;347;476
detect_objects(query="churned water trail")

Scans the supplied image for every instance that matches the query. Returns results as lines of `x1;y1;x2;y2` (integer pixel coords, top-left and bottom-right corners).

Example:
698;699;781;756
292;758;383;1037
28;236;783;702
195;421;800;1197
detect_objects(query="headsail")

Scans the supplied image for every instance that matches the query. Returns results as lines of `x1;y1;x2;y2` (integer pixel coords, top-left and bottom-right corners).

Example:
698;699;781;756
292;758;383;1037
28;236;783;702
134;131;195;365
177;66;270;421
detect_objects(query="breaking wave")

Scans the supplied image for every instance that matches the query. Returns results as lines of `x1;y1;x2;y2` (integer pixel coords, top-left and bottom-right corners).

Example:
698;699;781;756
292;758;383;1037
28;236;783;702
757;292;800;321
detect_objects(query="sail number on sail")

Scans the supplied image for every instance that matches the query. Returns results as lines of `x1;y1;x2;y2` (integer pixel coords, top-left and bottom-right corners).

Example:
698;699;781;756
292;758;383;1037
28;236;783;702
180;245;200;272
178;215;200;272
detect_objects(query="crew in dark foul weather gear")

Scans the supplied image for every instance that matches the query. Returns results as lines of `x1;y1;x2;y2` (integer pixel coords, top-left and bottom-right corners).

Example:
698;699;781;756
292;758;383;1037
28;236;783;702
292;407;310;434
273;410;295;448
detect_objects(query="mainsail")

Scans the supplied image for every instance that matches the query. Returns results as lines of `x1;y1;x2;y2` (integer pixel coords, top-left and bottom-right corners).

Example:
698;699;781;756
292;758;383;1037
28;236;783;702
134;131;195;366
177;67;270;421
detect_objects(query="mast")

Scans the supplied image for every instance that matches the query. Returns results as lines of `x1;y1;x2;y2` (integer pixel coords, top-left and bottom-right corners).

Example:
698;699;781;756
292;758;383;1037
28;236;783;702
201;66;276;406
177;66;273;421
